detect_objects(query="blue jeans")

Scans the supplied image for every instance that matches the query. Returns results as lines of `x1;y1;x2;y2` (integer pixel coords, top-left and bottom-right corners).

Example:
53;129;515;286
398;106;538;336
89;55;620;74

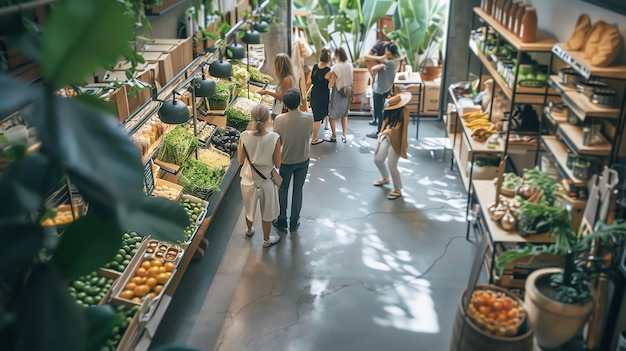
276;159;309;227
373;91;389;133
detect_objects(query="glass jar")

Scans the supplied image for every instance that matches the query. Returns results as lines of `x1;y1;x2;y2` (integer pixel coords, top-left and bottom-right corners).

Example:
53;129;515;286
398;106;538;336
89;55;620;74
519;6;537;42
507;1;521;32
512;2;527;35
501;0;513;26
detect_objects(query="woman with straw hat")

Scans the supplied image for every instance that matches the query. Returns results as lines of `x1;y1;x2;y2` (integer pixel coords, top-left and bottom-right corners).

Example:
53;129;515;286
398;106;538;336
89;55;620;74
372;92;412;200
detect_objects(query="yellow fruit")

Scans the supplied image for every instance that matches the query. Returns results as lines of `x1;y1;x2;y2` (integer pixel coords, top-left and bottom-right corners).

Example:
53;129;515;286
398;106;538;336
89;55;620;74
145;277;158;289
153;285;164;294
136;267;148;277
147;292;157;299
156;273;169;284
131;297;143;303
158;267;167;274
131;276;146;284
164;262;175;272
147;266;160;277
120;290;134;300
134;284;150;297
125;282;137;291
150;259;164;267
141;261;152;269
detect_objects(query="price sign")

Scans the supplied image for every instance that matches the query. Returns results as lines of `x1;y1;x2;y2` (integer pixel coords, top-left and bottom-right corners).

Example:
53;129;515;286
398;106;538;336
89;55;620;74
143;159;155;195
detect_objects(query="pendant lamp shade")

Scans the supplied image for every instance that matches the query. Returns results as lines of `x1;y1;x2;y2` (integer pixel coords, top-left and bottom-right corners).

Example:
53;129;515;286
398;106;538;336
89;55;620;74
209;59;233;78
241;29;261;45
260;13;272;23
193;76;216;97
226;42;246;59
158;98;190;124
253;21;269;33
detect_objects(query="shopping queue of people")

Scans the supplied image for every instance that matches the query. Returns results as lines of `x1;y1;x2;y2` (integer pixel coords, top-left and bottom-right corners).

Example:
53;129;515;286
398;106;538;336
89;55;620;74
241;46;409;248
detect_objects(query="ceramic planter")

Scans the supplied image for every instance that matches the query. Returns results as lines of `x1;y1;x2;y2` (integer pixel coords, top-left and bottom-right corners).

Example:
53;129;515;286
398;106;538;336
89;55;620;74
524;267;593;349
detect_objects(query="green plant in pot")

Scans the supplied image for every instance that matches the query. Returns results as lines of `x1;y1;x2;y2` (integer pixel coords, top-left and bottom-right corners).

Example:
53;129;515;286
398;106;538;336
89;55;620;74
513;167;564;236
498;210;626;348
387;0;446;75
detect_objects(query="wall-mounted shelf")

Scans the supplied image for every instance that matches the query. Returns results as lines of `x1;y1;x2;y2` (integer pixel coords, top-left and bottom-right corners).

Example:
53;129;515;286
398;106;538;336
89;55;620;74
474;8;556;52
552;43;626;80
547;75;621;121
541;136;587;187
557;124;612;157
469;39;556;104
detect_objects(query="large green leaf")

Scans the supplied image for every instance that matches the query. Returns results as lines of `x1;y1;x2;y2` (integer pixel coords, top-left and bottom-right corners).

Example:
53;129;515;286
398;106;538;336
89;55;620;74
51;213;123;280
73;92;118;116
41;0;133;87
84;305;119;351
117;196;189;243
392;0;429;67
15;264;86;351
0;153;58;218
0;75;38;118
0;220;44;280
27;96;144;209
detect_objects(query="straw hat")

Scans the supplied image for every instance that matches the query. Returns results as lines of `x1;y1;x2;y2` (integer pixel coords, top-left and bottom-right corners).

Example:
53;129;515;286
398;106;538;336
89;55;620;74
384;92;412;111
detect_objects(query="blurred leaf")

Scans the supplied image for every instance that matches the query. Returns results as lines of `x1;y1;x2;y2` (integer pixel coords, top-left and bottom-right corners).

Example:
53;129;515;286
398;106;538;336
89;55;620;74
28;96;144;210
0;75;38;118
0;220;44;280
117;196;189;242
8;30;42;64
73;93;117;116
52;214;123;280
15;264;86;351
41;0;133;87
84;305;119;351
0;153;53;218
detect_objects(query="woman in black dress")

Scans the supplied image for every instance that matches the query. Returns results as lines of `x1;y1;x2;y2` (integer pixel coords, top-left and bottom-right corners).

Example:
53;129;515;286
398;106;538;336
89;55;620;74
309;47;332;144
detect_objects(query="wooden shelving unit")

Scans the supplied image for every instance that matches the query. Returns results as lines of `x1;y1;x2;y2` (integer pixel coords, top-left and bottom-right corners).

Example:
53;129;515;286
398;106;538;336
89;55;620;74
541;136;587;187
474;8;556;52
552;43;626;80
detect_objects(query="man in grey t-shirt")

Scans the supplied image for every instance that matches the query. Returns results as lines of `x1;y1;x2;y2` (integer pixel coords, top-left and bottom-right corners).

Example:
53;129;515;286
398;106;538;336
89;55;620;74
364;44;401;137
272;88;314;232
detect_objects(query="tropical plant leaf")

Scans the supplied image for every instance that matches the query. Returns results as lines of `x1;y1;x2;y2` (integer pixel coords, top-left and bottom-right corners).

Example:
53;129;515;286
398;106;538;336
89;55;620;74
84;305;119;351
0;75;38;118
0;220;44;280
73;92;118;116
116;196;189;243
15;264;86;351
392;0;429;67
0;153;58;218
41;0;133;87
52;214;123;280
26;96;144;209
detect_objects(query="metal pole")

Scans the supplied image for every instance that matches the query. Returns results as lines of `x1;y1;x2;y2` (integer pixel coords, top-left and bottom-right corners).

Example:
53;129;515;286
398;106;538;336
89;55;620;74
192;86;199;159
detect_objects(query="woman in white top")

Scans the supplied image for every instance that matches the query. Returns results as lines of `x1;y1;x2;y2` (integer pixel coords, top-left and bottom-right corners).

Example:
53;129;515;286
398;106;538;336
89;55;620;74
325;47;353;143
238;104;282;248
258;53;296;120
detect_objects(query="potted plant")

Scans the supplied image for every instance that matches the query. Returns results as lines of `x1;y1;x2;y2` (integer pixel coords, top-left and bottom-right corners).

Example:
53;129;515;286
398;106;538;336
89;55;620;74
387;0;447;78
497;209;626;348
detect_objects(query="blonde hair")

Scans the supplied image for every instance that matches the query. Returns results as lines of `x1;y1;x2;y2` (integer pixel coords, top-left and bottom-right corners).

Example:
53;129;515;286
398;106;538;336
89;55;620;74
248;104;270;133
273;53;295;83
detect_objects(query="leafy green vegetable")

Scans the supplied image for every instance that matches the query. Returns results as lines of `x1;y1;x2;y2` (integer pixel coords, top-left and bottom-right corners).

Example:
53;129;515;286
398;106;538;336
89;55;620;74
225;107;250;132
179;158;224;199
158;126;198;165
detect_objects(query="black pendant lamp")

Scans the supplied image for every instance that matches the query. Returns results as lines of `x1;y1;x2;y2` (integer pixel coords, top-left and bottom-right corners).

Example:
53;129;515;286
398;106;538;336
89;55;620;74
241;29;261;45
158;92;190;124
260;13;272;23
226;40;246;60
193;67;217;98
209;46;233;78
252;21;269;33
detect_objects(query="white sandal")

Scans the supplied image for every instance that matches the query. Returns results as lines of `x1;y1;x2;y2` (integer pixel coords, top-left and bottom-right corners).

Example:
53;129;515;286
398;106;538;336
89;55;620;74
387;191;402;200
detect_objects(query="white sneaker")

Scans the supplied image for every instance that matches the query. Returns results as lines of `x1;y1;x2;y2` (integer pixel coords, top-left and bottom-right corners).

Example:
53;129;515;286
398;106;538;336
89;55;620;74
245;227;255;237
262;235;281;248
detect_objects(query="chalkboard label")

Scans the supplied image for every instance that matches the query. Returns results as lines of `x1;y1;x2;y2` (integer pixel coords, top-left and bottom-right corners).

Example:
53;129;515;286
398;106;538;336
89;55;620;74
143;159;155;195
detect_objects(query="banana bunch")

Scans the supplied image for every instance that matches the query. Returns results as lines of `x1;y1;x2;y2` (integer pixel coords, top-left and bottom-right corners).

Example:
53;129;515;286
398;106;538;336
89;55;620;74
471;125;497;142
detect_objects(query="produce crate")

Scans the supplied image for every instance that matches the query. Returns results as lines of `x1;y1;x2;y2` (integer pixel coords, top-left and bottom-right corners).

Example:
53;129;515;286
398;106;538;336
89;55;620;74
178;172;215;200
152;178;183;202
197;146;231;172
110;239;149;308
68;269;121;307
180;194;209;245
177;159;223;201
197;123;218;146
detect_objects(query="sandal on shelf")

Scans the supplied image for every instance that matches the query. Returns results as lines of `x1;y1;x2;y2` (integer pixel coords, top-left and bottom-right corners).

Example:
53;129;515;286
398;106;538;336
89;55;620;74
387;191;402;200
342;136;347;143
324;137;337;143
373;179;390;186
311;139;324;145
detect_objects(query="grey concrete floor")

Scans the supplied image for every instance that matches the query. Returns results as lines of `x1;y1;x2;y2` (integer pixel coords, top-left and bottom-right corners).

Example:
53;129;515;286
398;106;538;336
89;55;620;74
151;118;480;351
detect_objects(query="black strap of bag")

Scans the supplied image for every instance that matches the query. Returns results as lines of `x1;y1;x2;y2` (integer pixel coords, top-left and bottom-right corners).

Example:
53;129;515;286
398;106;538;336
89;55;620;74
242;143;268;180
